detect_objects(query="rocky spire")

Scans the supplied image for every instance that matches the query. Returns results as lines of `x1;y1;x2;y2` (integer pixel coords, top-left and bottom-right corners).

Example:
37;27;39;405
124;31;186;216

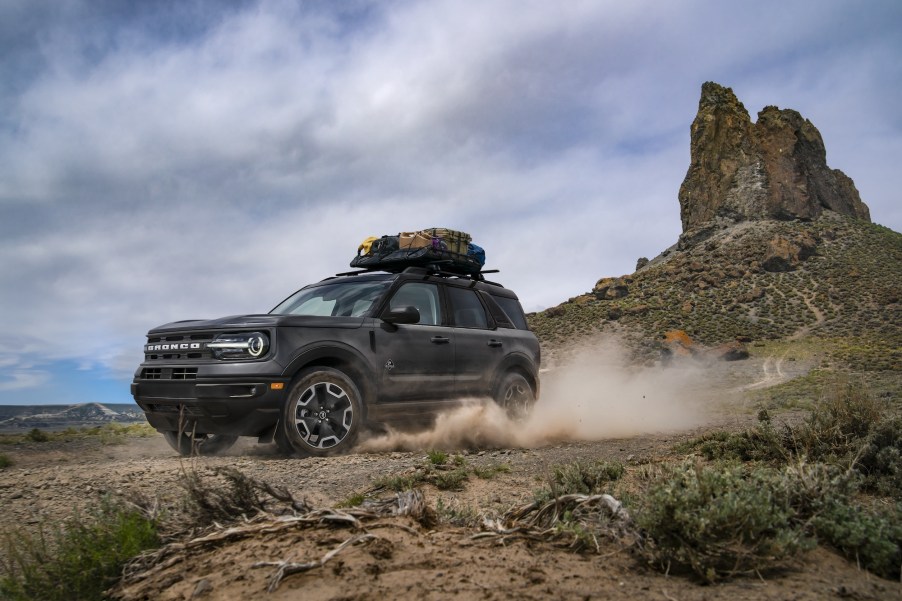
678;82;870;234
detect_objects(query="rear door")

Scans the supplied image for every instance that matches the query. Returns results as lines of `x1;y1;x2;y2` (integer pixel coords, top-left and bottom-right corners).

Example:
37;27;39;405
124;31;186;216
371;281;456;399
445;285;505;396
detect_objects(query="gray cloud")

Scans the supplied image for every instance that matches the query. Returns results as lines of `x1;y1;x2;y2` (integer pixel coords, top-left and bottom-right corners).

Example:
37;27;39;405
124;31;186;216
0;0;900;397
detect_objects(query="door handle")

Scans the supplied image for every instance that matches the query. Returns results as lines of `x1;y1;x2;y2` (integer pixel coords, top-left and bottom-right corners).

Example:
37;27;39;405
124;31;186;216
487;340;503;348
430;336;451;344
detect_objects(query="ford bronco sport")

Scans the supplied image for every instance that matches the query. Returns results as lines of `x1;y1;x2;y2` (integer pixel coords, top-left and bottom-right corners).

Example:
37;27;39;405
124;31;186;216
131;266;540;456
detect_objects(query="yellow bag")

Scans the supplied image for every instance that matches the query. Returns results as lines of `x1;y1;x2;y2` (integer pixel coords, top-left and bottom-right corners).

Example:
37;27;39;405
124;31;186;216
358;236;379;256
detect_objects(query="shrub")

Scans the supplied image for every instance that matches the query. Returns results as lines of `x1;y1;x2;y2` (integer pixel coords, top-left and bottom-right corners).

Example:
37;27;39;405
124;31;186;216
436;498;480;527
537;460;624;503
25;428;49;443
426;449;448;465
794;376;885;459
811;500;902;580
372;473;422;492
472;463;510;479
857;417;902;496
337;492;366;508
432;468;469;491
0;454;11;469
0;498;160;601
635;462;813;582
636;460;902;582
684;421;789;464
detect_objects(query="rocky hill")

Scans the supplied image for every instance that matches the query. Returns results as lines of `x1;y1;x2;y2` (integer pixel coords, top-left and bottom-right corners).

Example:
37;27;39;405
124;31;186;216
531;83;901;373
679;82;870;233
0;403;145;432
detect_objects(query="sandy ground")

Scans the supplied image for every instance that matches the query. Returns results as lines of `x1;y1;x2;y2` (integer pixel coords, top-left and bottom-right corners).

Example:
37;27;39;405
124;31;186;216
1;354;899;600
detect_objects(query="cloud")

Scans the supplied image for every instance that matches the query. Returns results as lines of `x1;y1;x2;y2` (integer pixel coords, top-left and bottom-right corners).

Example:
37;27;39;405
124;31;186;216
0;354;50;392
0;0;900;401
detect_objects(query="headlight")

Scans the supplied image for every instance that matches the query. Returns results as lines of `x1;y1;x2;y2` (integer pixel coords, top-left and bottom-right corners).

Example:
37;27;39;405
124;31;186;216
208;332;270;360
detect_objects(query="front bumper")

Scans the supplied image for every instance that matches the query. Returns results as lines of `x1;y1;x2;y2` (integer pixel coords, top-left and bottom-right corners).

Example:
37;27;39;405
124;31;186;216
131;376;287;437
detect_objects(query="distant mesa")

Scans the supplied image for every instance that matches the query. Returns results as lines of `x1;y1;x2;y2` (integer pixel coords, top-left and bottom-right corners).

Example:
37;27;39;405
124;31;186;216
0;402;145;432
678;82;870;241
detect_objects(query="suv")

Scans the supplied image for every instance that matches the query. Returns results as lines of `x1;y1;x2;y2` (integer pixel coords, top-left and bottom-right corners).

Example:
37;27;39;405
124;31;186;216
131;266;540;456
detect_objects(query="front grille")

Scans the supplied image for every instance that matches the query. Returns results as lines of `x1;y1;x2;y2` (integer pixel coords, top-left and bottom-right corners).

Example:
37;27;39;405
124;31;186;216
173;368;198;380
144;332;215;361
141;367;199;380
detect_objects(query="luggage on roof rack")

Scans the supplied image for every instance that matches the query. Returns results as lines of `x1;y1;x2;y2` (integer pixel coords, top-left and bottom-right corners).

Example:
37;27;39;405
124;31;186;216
351;228;485;276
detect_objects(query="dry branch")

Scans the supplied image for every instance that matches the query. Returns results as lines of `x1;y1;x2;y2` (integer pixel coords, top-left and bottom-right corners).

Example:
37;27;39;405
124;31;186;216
252;533;378;592
476;493;632;549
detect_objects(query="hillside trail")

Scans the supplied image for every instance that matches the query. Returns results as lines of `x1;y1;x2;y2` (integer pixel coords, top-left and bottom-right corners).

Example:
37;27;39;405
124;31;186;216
790;290;827;341
740;352;788;391
740;289;825;392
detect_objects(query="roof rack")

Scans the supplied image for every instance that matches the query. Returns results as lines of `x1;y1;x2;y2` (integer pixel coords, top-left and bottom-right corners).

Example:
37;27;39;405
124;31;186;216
333;264;503;287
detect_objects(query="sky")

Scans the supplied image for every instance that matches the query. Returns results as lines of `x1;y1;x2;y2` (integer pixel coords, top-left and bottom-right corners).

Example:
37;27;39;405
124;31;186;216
1;0;900;405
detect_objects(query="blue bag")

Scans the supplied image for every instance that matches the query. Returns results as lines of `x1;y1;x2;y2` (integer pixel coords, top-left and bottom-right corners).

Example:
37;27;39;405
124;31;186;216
467;242;486;266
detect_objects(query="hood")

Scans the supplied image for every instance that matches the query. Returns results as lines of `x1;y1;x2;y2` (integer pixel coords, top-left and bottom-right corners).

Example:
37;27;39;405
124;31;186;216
148;314;365;334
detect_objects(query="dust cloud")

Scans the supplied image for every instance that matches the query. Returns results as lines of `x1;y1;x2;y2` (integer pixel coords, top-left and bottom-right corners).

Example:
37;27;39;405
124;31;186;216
359;339;710;452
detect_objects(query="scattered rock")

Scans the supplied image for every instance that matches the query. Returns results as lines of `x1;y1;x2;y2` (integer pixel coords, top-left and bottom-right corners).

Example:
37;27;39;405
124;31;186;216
738;287;765;303
635;257;649;271
191;579;213;598
594;277;630;300
762;234;818;272
709;341;750;361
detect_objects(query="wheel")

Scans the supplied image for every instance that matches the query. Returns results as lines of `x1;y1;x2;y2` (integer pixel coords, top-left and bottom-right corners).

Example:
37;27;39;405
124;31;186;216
494;372;535;421
162;430;238;456
281;367;363;456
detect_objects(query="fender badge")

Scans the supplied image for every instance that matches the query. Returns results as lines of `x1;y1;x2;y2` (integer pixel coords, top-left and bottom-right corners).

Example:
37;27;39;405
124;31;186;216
384;359;395;371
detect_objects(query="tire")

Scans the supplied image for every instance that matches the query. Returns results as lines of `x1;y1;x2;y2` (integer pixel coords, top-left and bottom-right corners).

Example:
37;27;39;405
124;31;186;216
494;372;535;421
273;428;298;456
162;430;238;456
281;367;364;456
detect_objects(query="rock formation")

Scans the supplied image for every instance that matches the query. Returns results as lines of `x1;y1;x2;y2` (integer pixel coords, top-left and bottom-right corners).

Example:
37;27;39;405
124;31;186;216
678;82;870;236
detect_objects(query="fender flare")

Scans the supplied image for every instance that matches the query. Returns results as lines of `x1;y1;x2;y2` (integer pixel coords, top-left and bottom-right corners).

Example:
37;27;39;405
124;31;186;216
281;343;378;409
491;352;540;399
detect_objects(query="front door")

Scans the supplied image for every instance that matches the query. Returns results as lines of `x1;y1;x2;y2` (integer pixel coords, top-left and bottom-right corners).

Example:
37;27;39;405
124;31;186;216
372;282;456;400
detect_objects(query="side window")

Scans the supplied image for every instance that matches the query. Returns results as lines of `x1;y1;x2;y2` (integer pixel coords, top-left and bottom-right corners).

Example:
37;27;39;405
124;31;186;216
447;287;489;329
388;283;441;325
493;295;529;330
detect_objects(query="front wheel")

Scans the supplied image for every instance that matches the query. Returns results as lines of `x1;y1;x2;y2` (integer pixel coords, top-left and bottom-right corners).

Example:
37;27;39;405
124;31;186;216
281;367;364;456
494;372;535;421
162;431;238;456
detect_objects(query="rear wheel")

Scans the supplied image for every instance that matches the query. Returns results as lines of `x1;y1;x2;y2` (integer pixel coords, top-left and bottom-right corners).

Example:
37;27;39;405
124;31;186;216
494;372;535;421
162;431;238;456
281;367;363;456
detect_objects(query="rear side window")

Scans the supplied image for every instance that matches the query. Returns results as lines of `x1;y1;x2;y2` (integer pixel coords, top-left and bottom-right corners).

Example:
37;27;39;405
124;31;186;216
492;295;529;330
447;287;488;329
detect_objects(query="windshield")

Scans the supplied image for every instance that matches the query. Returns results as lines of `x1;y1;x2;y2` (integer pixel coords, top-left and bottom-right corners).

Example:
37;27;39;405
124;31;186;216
270;280;391;317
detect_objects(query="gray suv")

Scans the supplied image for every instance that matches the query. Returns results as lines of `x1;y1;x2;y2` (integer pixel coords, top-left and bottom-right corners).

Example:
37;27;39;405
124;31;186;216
131;266;540;456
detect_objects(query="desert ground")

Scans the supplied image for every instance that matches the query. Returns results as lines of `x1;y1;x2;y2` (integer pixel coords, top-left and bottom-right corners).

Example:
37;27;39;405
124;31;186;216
1;350;899;600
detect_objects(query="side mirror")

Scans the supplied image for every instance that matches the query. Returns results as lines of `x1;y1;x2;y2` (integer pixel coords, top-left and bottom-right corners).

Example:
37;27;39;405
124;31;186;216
381;306;420;325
